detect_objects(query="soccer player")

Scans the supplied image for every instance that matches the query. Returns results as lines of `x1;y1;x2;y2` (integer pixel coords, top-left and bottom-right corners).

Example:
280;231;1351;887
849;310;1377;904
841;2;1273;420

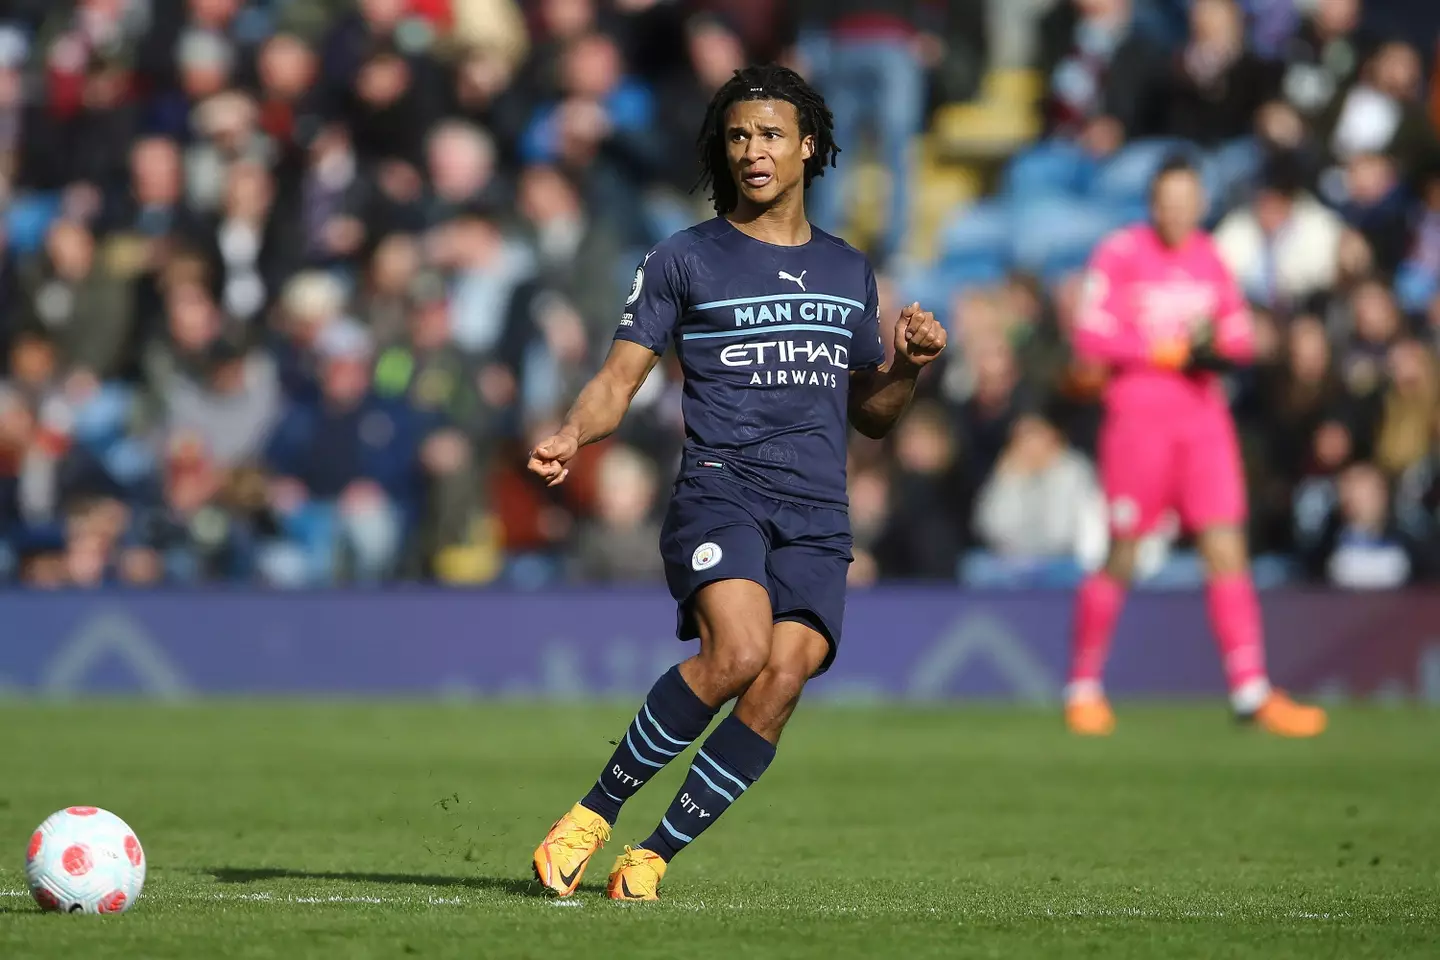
526;64;946;900
1066;156;1327;738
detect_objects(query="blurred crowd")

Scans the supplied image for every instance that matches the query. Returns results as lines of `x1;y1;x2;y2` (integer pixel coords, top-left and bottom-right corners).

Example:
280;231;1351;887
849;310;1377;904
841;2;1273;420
0;0;1438;591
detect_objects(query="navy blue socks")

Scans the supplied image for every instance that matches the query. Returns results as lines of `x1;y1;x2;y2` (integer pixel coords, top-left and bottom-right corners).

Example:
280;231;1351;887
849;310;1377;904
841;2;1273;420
638;713;776;861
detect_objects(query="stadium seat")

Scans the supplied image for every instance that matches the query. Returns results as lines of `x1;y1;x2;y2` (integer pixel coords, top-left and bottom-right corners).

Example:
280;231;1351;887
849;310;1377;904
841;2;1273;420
4;193;62;256
1091;139;1198;205
1000;141;1094;199
1201;138;1262;214
1011;197;1126;273
937;198;1012;264
1395;262;1438;314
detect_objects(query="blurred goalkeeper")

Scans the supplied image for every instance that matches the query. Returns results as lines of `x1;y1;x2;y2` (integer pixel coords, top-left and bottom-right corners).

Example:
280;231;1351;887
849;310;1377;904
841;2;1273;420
1066;157;1326;738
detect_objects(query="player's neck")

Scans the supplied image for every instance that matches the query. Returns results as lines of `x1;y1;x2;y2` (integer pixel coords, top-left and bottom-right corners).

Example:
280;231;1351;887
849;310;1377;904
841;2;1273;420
727;194;812;247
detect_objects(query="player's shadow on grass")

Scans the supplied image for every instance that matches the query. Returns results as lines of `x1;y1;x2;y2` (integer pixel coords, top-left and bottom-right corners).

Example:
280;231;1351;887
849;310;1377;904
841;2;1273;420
208;867;542;898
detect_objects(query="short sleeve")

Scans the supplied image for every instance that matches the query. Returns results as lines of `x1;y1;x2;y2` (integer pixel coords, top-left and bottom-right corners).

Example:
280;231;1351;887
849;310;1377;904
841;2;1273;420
1076;234;1129;337
849;265;885;371
613;245;685;355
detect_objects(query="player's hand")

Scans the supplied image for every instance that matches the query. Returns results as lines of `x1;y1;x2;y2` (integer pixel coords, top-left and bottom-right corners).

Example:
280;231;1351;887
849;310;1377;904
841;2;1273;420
1150;339;1190;371
528;433;579;487
892;302;947;372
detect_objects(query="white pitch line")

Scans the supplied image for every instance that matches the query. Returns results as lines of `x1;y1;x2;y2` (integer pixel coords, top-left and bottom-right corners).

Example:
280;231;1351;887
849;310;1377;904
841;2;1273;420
0;889;1355;921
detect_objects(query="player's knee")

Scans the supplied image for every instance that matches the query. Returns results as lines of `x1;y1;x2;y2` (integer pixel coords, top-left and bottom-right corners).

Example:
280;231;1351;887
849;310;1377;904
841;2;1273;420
1199;526;1248;577
704;635;771;695
756;656;811;701
1104;540;1139;583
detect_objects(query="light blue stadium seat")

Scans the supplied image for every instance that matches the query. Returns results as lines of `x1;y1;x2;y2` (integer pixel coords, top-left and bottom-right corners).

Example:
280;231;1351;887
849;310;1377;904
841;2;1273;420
937;198;1012;264
1201;138;1261;215
1395;262;1438;315
5;193;62;256
1091;139;1197;204
1001;141;1095;199
1011;196;1126;273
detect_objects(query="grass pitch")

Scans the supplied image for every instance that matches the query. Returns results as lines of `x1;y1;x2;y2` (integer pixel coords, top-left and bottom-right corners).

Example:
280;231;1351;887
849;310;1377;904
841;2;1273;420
0;702;1436;959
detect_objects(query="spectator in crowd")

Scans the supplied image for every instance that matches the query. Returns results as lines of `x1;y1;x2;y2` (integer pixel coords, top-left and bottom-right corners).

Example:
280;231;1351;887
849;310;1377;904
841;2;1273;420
1279;0;1372;121
1395;169;1440;315
1302;460;1419;588
798;0;985;266
1373;339;1439;478
19;219;135;380
1319;41;1436;178
957;336;1031;488
262;320;450;584
521;30;658;244
974;412;1102;562
161;335;281;471
1039;0;1168;155
870;401;971;580
517;163;622;354
255;32;324;160
1215;153;1345;311
424;120;503;226
268;269;344;404
1163;0;1281;147
359;232;422;345
2;0;1440;591
567;442;664;583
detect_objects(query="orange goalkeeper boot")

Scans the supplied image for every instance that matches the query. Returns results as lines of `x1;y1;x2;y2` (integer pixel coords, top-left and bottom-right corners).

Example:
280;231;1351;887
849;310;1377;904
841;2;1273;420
1065;693;1116;737
1247;690;1327;738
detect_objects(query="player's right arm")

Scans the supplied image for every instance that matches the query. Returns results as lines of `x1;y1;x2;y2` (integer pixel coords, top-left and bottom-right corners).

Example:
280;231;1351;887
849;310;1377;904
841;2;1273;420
527;341;659;486
528;243;683;486
1071;232;1188;371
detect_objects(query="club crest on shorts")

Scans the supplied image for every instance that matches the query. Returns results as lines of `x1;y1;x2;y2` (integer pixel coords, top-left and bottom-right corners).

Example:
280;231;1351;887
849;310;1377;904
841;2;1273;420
691;542;722;572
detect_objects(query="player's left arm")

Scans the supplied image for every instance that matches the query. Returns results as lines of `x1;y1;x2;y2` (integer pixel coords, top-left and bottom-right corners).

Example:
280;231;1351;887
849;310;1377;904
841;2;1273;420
1190;247;1256;372
848;302;947;439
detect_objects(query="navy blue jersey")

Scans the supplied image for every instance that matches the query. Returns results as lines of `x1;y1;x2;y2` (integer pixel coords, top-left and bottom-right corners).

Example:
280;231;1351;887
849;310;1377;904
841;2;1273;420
615;218;885;506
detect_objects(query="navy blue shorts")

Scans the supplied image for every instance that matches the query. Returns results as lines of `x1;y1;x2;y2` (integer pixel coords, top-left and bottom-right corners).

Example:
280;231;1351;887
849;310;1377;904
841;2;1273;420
660;473;852;674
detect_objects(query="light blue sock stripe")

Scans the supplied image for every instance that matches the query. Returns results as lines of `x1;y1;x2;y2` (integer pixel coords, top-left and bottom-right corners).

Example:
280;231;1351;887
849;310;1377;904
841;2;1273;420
696;750;747;792
625;731;665;768
661;817;693;844
687;763;736;803
642;704;689;747
600;785;624;804
632;717;681;758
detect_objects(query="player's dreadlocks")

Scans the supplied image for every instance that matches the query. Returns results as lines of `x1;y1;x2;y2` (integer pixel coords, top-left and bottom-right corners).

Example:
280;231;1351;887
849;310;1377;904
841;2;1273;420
696;64;839;215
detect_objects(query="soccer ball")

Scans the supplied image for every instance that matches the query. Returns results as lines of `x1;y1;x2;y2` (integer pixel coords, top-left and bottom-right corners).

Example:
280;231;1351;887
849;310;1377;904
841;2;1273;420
24;807;146;914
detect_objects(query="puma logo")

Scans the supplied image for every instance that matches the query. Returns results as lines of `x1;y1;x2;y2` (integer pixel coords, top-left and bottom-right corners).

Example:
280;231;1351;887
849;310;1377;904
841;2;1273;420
778;270;807;291
620;876;643;899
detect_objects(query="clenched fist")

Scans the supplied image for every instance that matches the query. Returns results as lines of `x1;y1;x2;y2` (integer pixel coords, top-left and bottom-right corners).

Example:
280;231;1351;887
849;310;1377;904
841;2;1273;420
527;433;580;487
892;302;947;371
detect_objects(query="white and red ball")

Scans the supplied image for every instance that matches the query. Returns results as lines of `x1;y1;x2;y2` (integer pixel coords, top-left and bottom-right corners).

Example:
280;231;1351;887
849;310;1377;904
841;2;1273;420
24;807;145;914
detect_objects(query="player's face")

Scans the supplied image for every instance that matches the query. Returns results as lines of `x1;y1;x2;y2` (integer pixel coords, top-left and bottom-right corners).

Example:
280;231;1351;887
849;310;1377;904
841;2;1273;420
724;99;814;209
1150;170;1205;246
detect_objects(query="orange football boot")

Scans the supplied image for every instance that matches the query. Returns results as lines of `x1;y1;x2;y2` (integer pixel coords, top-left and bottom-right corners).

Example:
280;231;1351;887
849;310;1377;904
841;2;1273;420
532;803;611;896
1065;694;1116;736
607;845;666;901
1248;691;1327;738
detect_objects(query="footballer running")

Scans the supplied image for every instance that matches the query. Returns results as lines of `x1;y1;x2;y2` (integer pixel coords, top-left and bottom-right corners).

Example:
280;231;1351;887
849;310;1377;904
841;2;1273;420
527;64;946;900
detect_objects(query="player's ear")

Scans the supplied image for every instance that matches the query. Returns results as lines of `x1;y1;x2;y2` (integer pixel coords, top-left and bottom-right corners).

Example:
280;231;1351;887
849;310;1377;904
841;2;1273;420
801;135;814;161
